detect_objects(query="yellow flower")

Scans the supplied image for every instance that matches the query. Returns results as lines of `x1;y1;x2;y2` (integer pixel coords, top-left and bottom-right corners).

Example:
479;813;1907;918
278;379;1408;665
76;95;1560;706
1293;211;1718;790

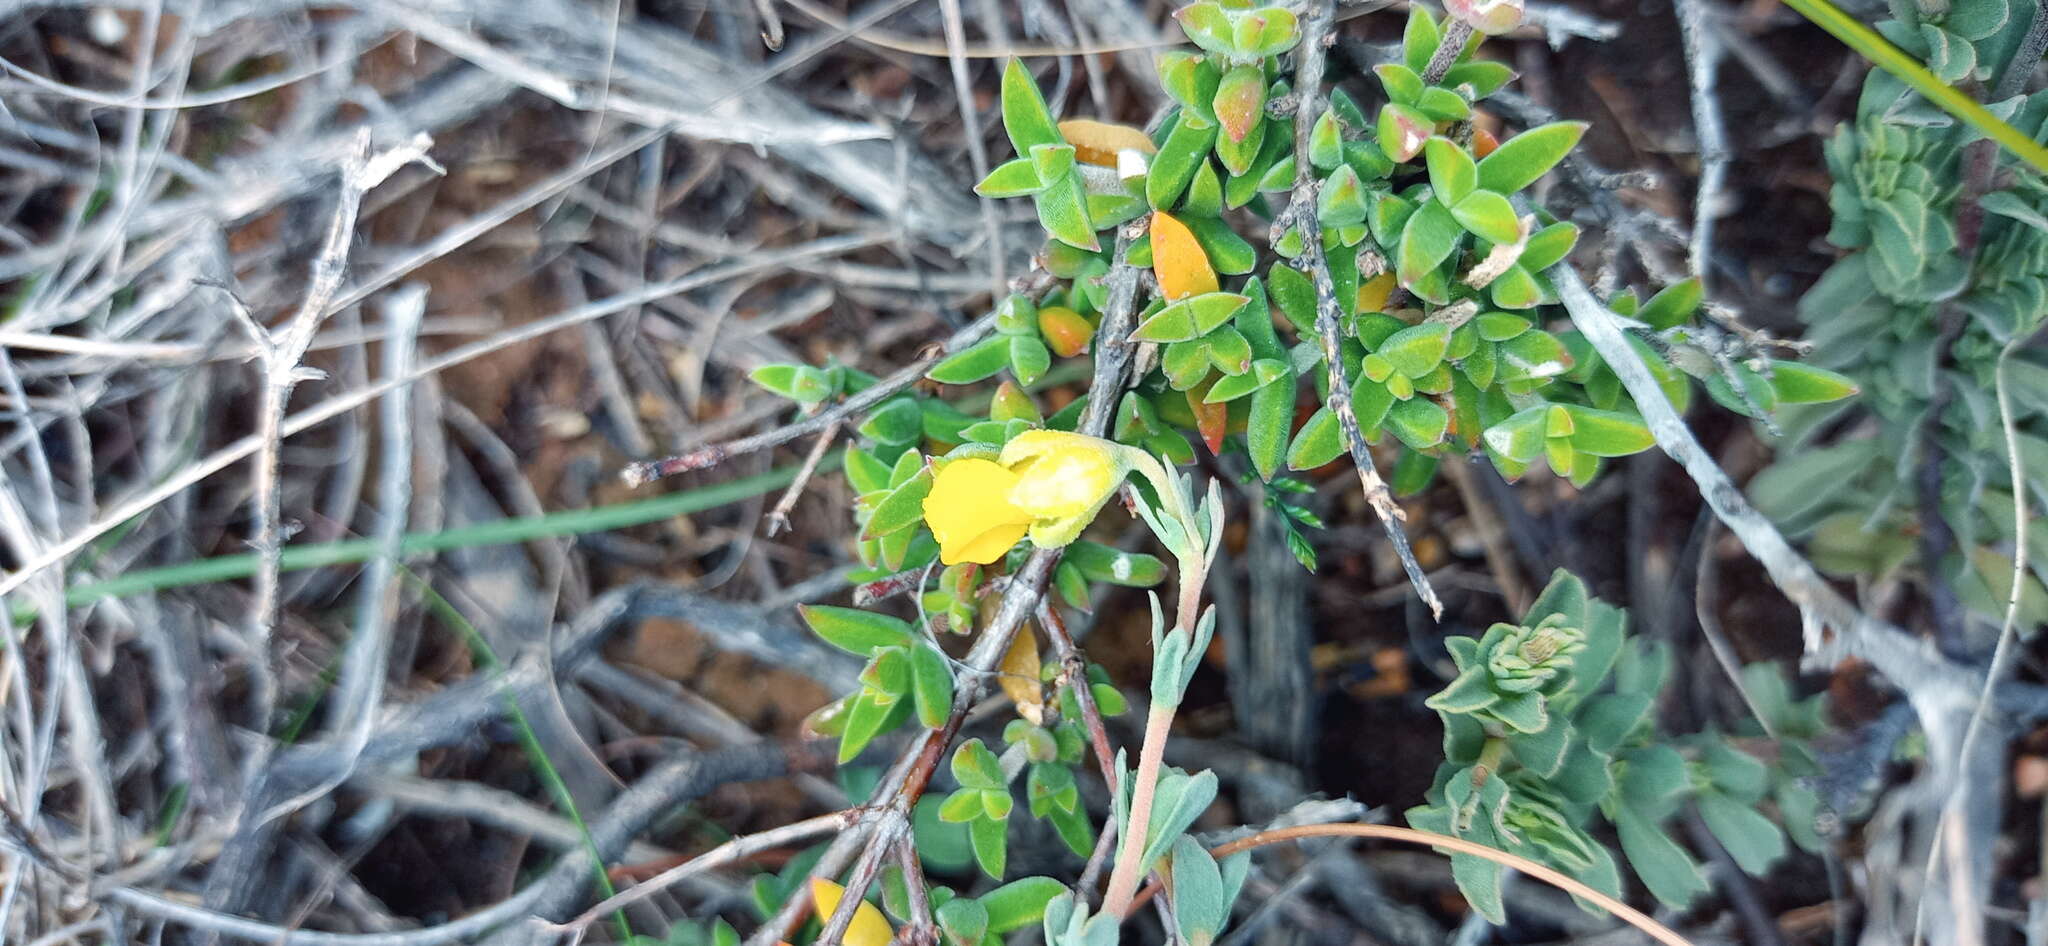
923;432;1135;565
923;457;1033;565
808;879;894;946
1000;430;1129;549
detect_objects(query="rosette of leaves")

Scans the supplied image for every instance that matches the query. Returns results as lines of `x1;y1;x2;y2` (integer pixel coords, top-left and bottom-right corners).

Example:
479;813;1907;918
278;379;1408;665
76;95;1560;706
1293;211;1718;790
1408;571;1796;922
1759;0;2048;621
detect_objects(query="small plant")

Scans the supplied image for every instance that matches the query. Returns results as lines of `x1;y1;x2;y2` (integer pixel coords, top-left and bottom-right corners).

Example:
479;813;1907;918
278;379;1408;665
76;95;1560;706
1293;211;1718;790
719;0;1856;940
1408;570;1824;920
1758;0;2048;623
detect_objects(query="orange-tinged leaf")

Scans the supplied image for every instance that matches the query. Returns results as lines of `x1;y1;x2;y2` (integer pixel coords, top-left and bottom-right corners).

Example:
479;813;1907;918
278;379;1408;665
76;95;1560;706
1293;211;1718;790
1188;378;1228;455
1151;211;1219;301
1059;118;1157;167
1356;272;1398;314
1472;126;1500;158
1038;305;1095;357
809;879;894;946
999;622;1046;725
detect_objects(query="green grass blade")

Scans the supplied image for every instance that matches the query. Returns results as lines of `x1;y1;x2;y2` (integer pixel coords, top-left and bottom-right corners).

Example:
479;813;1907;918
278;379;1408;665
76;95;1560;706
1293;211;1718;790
1781;0;2048;174
50;455;838;612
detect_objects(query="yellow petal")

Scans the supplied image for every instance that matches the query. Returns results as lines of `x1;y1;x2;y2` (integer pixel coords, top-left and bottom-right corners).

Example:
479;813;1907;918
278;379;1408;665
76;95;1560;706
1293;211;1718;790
949;520;1032;566
923;458;1031;566
1356;271;1397;314
1151;210;1219;301
1058;118;1157;167
809;879;894;946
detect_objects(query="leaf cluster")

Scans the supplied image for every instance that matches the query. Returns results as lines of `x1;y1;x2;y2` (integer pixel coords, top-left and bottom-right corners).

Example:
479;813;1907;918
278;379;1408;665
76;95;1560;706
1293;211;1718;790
1407;571;1825;922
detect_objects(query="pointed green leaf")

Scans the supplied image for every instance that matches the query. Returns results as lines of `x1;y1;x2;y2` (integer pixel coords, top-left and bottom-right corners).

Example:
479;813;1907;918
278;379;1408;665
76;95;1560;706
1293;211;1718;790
1131;292;1251;343
1475;122;1588;194
1397;199;1463;287
1451;190;1521;245
1426;136;1479;206
801;605;915;656
1001;60;1063;156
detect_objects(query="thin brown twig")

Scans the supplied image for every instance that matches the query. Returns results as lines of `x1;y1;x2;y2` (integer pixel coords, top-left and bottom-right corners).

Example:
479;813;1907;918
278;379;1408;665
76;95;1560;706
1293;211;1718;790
622;270;1053;486
765;420;843;537
1277;0;1444;620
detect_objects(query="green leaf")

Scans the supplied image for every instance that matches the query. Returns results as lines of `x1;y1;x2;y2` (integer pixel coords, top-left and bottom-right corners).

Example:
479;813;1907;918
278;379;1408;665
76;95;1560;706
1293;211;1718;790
1489;263;1542;309
1426;137;1479;205
975;157;1044;198
1425;666;1499;714
858;398;923;446
1520;221;1580;270
1397;199;1463;288
1181;161;1224;217
1417;87;1471;122
1287;406;1345;469
750;363;833;404
1001;60;1063;156
1213;64;1267;144
1375;63;1424;106
801;605;914;656
935;897;988;946
1618;745;1691;816
1238;6;1301;57
952;738;1007;790
860;646;911;700
1476;311;1531;341
1131;292;1251;343
938;787;985;823
1475;122;1588;194
1248;368;1297;480
1173;2;1235;56
970;814;1008;880
1010;336;1052;386
1351;376;1395;433
1441;60;1516;98
1318;164;1370;228
1186;217;1258;275
1509;717;1572;777
1157;54;1221;119
1064;541;1167;586
1402;4;1441;73
1451;190;1521;245
910;643;954;729
1614;804;1710;909
1268;264;1320;339
1560;405;1654;457
1576;692;1651;753
1379;322;1452;379
1767;360;1860;404
1637;277;1702;330
1205;358;1284;401
981;877;1067;933
1148;115;1219;210
927;336;1012;384
1481;404;1548;461
1698;790;1786;876
862;468;933;538
1377;103;1433;163
1035;172;1099;252
1489;689;1548;732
